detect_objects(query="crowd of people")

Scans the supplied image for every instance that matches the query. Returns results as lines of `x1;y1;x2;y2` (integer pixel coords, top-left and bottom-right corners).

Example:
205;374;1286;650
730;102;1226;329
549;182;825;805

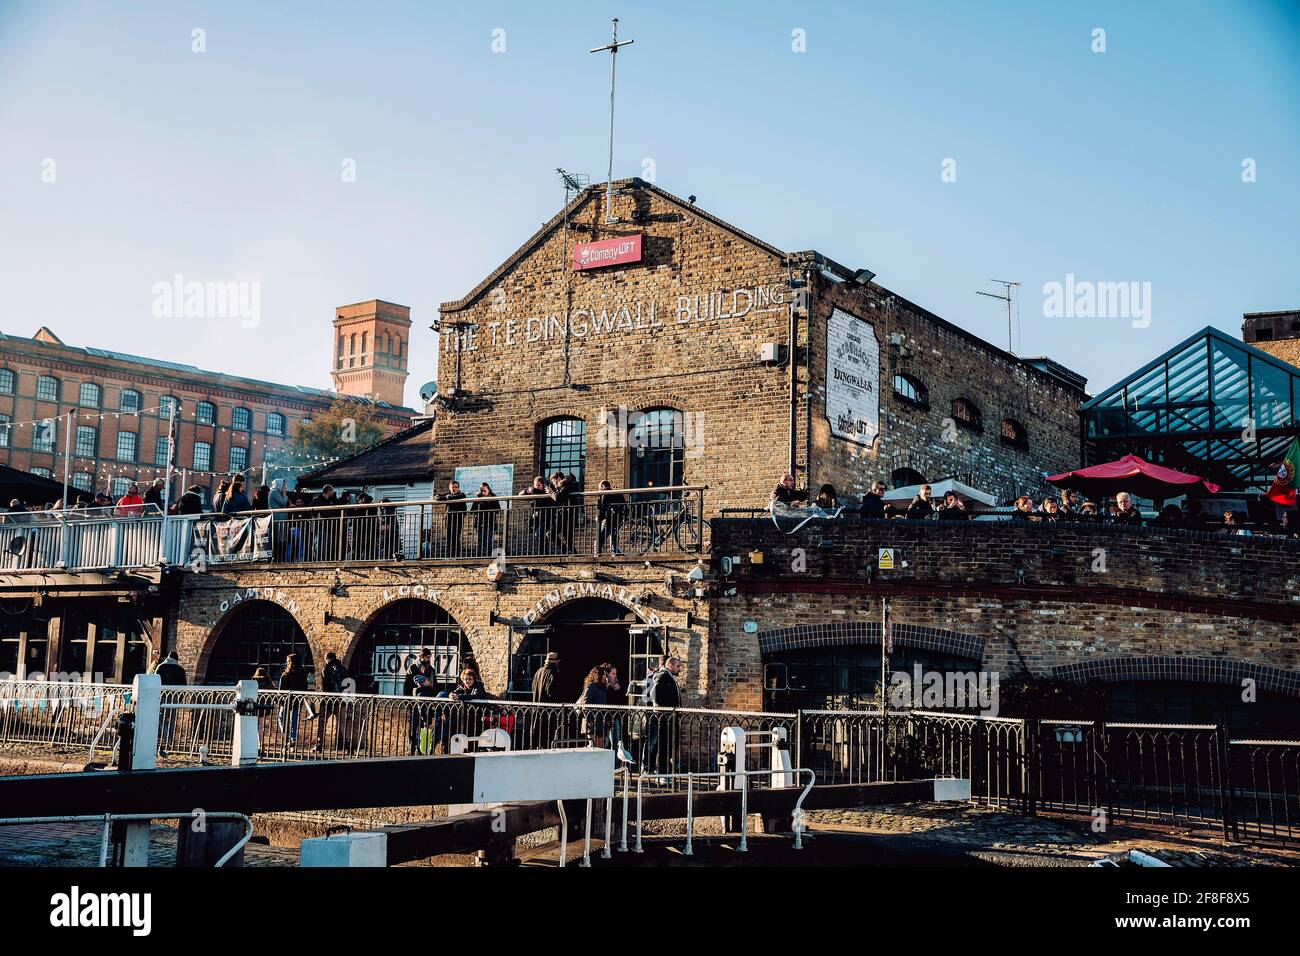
770;472;1300;537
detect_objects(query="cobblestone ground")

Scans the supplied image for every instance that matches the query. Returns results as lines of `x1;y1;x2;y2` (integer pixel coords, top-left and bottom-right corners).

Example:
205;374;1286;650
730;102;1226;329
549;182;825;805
800;803;1300;867
0;821;298;867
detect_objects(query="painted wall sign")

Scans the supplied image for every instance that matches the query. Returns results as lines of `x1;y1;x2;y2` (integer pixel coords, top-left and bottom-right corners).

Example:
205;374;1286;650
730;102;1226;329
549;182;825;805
571;234;642;271
441;284;790;353
826;307;880;447
522;581;660;626
454;463;515;497
370;644;459;696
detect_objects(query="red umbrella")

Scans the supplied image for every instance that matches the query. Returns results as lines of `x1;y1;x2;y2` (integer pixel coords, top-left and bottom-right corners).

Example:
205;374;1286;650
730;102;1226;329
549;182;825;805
1047;455;1220;500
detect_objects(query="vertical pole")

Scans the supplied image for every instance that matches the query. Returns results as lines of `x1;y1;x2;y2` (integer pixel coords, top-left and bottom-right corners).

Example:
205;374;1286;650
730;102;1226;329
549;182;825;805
61;408;74;508
605;19;617;222
159;402;176;563
122;673;161;866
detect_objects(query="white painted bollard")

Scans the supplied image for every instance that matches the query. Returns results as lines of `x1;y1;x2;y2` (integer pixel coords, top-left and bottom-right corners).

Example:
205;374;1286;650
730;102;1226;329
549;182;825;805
300;831;388;867
232;679;259;766
123;673;161;867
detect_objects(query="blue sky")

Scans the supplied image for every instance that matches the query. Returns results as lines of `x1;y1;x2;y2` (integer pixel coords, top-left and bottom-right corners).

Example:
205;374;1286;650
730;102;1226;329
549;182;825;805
1;0;1297;408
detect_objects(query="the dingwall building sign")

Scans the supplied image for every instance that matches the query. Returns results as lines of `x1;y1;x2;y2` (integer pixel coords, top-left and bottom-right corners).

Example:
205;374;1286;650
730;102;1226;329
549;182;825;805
442;283;790;353
826;307;880;446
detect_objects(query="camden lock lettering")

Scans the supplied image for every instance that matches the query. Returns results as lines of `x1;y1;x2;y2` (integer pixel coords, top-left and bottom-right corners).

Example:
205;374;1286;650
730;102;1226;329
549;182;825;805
523;582;660;626
216;587;300;620
443;284;787;353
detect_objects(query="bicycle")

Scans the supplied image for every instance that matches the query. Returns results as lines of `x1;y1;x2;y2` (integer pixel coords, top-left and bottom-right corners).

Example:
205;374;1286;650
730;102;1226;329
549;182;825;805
617;498;700;555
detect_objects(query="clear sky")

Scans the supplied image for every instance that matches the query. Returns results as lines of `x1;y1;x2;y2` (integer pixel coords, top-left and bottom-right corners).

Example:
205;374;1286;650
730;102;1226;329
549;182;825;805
1;1;1297;408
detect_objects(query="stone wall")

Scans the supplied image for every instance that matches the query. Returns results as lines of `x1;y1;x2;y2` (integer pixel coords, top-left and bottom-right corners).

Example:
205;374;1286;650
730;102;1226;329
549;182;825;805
707;517;1300;710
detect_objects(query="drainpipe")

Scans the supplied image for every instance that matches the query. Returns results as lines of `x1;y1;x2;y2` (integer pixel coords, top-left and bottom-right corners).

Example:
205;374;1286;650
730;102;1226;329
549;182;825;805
788;282;798;476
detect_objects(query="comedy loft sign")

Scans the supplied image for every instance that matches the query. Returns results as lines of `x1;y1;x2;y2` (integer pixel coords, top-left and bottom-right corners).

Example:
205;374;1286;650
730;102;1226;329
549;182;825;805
826;307;880;446
443;283;789;353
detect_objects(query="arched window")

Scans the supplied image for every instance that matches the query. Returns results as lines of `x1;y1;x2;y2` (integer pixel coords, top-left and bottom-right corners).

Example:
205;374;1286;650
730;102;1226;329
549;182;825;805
159;395;179;419
267;412;285;437
891;467;926;488
75;426;97;458
231;407;251;431
892;374;928;407
78;382;101;408
1000;417;1028;449
951;398;983;433
538;416;587;487
629;407;685;491
120;389;140;413
0;369;14;395
196;401;216;425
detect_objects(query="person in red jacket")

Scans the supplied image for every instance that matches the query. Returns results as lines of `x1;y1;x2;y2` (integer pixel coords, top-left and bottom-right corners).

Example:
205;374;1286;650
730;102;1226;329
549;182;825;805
114;483;144;517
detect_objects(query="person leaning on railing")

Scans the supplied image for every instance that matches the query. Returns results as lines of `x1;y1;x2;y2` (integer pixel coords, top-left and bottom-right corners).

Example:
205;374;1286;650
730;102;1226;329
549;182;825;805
595;480;627;556
1111;491;1144;527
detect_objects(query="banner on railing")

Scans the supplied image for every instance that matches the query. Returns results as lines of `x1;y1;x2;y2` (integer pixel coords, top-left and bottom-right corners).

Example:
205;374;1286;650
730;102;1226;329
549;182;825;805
192;515;272;563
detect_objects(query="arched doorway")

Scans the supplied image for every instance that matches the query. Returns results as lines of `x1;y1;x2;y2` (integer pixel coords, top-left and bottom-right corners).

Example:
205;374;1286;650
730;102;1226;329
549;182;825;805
512;598;662;703
763;646;980;711
350;599;472;696
204;601;314;687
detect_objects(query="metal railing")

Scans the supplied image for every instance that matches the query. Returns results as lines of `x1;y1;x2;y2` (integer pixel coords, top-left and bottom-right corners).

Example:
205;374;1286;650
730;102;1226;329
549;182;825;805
0;679;132;753
0;487;706;573
3;678;1297;845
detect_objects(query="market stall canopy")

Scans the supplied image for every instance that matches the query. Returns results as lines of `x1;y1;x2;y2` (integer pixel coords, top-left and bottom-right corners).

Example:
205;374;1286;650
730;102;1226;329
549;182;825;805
883;478;998;509
0;463;93;508
1047;455;1220;499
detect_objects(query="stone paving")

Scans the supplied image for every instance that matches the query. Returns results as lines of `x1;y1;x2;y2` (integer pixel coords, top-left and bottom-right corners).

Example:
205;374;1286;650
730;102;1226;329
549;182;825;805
0;821;297;867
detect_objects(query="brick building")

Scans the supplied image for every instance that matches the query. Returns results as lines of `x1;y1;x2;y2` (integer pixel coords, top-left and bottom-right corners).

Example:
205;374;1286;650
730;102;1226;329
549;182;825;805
7;181;1295;730
0;300;415;503
431;179;1086;509
1242;308;1300;369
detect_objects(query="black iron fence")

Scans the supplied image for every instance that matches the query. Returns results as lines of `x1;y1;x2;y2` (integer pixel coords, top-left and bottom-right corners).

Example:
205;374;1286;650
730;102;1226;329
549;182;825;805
3;680;1297;844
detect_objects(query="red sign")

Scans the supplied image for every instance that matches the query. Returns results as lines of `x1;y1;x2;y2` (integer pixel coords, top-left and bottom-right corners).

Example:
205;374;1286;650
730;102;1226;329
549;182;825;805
571;234;643;271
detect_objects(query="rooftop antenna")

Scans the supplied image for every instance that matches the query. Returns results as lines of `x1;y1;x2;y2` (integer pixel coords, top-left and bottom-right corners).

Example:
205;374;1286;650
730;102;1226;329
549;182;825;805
590;18;633;224
976;279;1021;354
556;168;589;387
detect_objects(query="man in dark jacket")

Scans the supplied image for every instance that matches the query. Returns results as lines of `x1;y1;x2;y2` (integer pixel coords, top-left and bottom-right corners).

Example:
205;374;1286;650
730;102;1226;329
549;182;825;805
770;473;808;507
152;651;187;753
143;478;166;512
316;651;350;752
435;480;468;558
320;651;348;693
859;480;888;522
645;656;682;773
530;652;561;703
176;485;204;515
905;484;936;520
153;651;187;685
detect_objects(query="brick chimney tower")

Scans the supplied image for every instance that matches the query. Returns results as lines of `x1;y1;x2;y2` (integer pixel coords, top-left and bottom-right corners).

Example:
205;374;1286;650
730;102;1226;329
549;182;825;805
331;299;412;406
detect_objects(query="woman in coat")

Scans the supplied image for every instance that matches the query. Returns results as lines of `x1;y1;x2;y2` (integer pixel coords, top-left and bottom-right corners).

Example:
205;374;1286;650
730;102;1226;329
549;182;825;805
576;666;609;747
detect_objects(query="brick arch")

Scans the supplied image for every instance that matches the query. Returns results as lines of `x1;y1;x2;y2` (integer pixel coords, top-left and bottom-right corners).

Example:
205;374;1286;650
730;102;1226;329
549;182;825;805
1054;656;1300;698
756;622;984;662
194;592;316;684
624;393;693;415
340;589;485;671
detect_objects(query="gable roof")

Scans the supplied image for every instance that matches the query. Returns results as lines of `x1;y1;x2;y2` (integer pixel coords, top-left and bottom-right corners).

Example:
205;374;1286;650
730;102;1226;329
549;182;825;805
438;178;787;315
436;179;1087;395
295;417;434;489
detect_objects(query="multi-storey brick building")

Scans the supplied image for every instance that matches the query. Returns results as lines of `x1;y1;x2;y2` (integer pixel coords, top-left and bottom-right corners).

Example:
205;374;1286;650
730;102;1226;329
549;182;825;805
0;301;415;503
1242;308;1300;369
6;181;1295;730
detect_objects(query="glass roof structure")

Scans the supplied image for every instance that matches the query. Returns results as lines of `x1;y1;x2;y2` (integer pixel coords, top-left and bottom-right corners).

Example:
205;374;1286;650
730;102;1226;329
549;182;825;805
1082;326;1300;492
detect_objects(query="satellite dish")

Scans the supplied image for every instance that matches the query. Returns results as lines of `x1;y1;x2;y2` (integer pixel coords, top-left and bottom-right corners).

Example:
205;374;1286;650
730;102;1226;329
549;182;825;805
418;381;438;402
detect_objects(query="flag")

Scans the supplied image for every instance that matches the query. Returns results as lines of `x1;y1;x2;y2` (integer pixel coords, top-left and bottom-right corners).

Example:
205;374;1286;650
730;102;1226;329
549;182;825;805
1266;437;1300;506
